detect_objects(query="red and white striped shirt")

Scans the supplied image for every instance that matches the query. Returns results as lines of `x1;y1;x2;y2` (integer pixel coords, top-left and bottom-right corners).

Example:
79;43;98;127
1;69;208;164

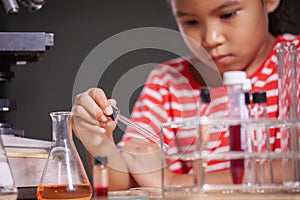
120;34;300;174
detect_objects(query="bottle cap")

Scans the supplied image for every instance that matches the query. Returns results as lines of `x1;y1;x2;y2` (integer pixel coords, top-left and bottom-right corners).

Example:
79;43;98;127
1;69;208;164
252;91;267;104
242;79;252;91
223;71;247;85
244;92;250;105
200;88;211;103
94;156;108;165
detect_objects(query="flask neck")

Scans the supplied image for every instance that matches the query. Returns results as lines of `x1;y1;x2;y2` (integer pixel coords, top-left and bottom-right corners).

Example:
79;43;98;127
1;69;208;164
50;112;73;142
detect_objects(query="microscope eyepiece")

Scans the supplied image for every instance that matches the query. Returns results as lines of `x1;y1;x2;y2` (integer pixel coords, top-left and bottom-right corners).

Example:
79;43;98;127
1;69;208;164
2;0;20;14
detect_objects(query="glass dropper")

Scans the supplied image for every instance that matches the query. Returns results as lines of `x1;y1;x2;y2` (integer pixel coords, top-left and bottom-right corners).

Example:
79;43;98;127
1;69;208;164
109;106;169;151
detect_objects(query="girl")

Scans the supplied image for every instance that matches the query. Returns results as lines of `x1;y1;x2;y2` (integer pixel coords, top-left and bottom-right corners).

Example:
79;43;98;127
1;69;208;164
72;0;299;190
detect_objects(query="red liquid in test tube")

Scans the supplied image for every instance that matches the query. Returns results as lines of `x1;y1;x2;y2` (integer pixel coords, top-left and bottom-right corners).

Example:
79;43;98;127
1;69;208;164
94;186;108;197
229;124;244;184
93;156;108;199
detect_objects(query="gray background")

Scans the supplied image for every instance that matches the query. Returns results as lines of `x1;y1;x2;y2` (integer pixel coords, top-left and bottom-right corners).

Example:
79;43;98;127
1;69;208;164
0;0;178;142
1;0;300;177
0;0;179;179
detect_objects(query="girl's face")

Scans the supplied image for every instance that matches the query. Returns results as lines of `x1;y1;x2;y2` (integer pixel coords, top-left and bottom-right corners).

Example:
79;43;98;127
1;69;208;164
171;0;279;75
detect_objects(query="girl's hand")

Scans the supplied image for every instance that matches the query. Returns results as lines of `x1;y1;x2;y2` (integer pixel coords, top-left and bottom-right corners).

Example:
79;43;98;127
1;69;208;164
71;88;117;146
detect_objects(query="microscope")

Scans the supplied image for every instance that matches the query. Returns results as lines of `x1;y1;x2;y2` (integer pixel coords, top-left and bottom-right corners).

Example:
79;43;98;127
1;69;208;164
1;0;45;14
0;2;55;199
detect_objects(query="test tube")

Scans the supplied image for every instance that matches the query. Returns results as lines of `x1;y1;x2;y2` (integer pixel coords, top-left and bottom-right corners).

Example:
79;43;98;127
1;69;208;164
93;156;108;198
223;71;247;184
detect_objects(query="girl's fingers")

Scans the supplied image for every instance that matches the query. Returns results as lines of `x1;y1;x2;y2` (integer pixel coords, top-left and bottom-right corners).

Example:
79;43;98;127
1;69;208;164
88;88;113;116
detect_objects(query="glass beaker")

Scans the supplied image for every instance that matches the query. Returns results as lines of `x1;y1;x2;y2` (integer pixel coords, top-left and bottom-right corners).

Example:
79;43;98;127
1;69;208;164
277;43;300;187
37;111;92;200
277;42;300;120
0;135;18;200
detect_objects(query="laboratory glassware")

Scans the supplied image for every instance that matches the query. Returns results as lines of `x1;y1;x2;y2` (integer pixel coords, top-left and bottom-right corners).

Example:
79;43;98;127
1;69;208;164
0;134;17;200
37;111;92;200
223;71;247;184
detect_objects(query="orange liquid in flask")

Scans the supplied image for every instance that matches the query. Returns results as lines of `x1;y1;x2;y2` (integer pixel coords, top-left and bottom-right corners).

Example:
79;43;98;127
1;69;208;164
37;183;92;200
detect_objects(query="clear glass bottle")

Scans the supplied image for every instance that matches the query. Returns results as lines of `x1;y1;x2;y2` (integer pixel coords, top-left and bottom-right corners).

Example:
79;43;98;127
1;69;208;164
199;87;211;148
252;91;268;154
223;71;247;184
0;135;18;200
93;156;108;199
252;91;274;184
37;111;92;200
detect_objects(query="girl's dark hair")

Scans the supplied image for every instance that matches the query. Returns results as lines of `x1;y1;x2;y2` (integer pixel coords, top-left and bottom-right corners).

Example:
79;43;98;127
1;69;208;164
166;0;296;36
269;0;296;36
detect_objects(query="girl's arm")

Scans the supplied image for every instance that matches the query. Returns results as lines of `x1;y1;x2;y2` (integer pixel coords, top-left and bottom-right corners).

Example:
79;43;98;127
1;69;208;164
120;138;232;187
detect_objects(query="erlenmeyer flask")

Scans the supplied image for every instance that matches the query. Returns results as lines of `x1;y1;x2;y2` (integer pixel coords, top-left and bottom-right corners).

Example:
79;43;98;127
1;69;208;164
0;135;18;200
37;111;92;200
